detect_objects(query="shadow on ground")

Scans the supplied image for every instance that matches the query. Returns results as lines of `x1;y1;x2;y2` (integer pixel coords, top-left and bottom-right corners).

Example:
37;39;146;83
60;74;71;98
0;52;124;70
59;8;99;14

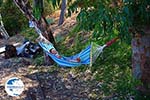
0;55;102;100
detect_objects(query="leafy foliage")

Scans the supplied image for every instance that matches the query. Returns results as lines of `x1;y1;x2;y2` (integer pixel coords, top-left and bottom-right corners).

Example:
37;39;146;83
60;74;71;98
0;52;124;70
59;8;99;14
43;1;56;15
20;28;38;41
47;0;61;9
68;0;150;43
0;0;2;7
33;0;44;20
0;0;28;35
33;0;57;21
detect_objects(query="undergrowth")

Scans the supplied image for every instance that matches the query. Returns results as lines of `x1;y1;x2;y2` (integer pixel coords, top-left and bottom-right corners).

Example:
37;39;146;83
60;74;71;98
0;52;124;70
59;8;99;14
57;31;143;99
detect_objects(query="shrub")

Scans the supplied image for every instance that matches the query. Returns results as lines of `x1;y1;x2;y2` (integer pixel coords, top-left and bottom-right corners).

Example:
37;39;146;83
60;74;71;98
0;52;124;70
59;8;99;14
0;0;28;36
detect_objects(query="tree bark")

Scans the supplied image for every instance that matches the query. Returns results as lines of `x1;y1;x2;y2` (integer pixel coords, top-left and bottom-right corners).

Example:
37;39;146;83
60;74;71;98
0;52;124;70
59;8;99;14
58;0;66;26
132;27;150;91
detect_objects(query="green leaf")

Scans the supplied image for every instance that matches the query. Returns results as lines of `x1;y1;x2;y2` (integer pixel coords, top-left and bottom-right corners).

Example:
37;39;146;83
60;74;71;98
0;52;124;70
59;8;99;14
124;6;129;15
33;7;41;20
47;0;57;7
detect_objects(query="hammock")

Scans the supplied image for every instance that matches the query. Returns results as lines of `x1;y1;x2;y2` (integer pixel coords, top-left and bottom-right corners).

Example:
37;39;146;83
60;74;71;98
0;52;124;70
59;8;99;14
30;21;118;67
39;42;91;67
38;38;118;67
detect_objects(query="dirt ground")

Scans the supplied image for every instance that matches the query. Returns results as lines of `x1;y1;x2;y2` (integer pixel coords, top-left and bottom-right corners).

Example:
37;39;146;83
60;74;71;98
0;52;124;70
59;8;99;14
0;56;102;100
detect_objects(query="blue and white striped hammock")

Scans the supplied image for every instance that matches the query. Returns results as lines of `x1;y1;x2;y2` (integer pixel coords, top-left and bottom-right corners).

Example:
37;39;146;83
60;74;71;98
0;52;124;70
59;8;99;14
32;21;118;67
39;42;105;67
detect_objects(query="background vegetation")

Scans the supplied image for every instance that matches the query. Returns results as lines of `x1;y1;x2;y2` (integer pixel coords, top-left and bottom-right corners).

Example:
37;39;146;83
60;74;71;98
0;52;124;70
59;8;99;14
1;0;150;99
0;0;27;35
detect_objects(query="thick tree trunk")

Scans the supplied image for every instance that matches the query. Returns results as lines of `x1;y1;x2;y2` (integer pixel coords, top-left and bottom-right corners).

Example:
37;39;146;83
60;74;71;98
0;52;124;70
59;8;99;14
39;17;55;65
58;0;66;26
132;27;150;93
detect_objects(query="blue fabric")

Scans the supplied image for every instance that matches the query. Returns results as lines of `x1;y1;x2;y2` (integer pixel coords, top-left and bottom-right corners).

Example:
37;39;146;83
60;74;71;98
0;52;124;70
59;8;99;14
39;42;91;67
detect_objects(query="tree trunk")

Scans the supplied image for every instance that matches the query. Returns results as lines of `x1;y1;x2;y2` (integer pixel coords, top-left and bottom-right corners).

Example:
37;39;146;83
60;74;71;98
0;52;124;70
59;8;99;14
38;17;56;65
58;0;66;26
132;27;150;92
13;0;56;65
